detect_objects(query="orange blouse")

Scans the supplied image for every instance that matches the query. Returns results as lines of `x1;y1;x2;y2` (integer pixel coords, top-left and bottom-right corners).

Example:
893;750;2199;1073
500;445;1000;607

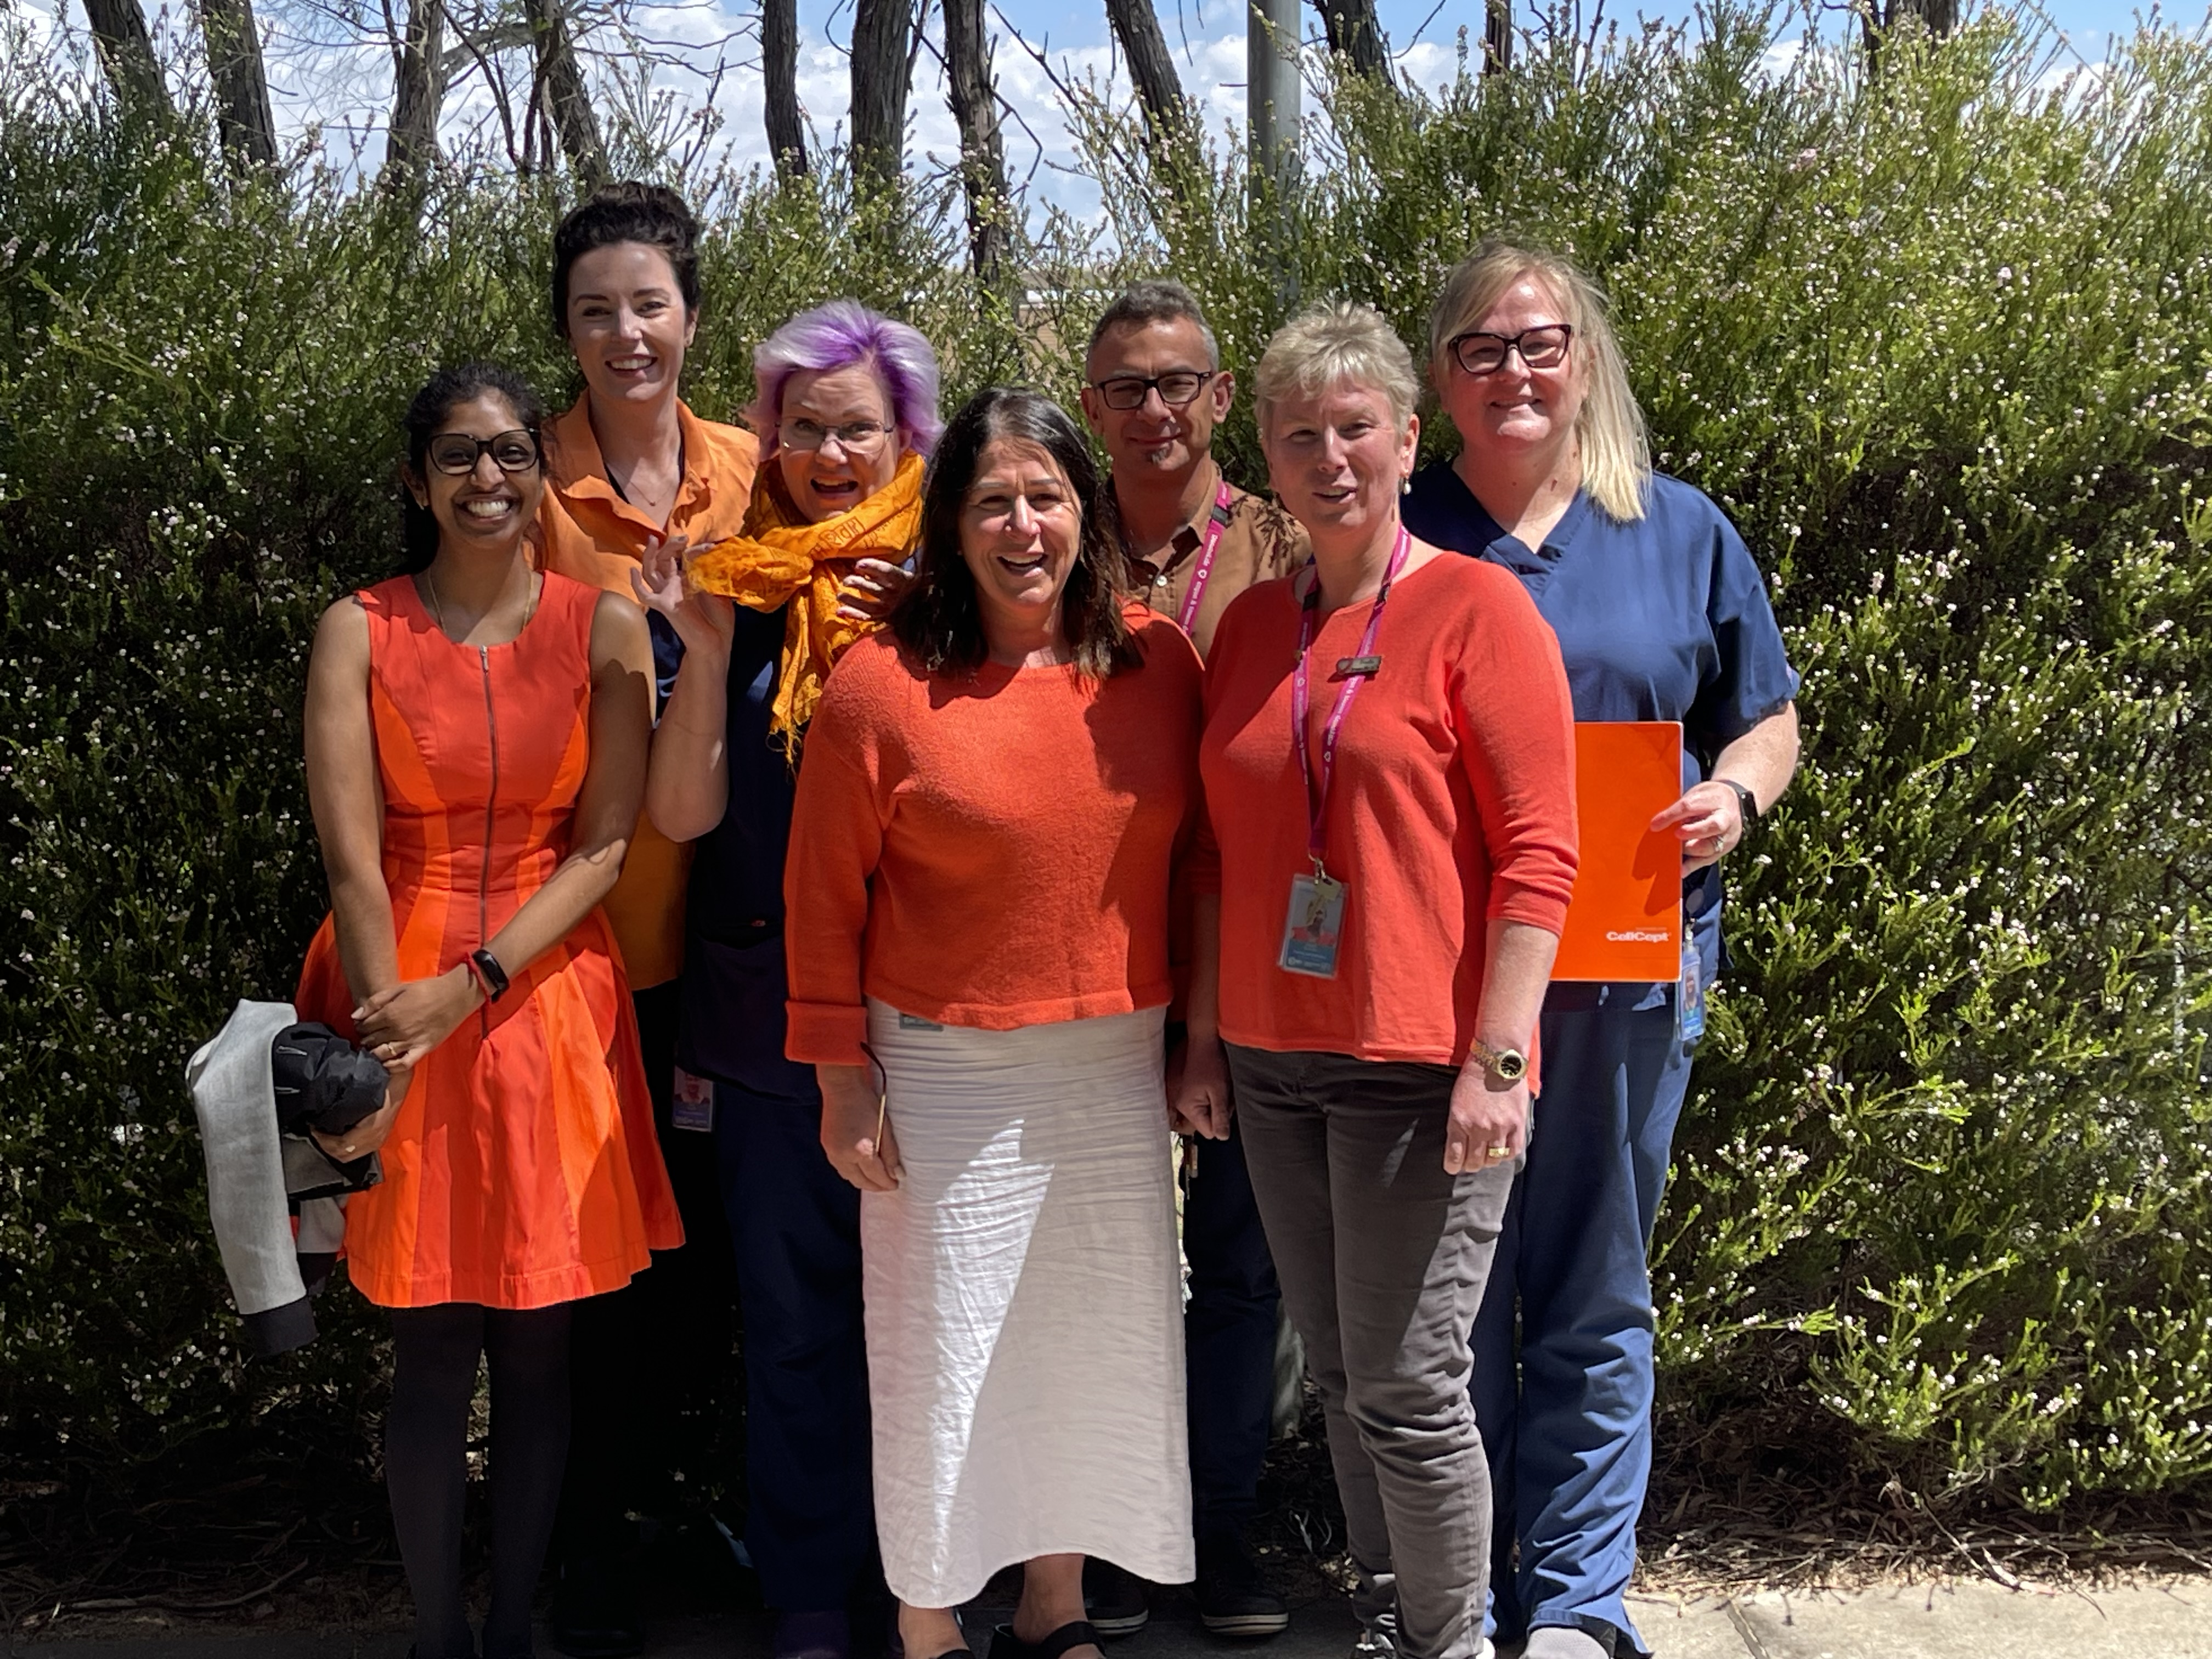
537;396;760;989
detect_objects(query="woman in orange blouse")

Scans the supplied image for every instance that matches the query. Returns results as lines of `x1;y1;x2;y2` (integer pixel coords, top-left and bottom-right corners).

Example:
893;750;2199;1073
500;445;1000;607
297;362;678;1659
783;389;1205;1659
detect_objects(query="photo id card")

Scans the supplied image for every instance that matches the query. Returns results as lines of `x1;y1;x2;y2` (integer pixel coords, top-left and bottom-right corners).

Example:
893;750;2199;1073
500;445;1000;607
1278;873;1347;978
1678;937;1707;1045
672;1065;715;1133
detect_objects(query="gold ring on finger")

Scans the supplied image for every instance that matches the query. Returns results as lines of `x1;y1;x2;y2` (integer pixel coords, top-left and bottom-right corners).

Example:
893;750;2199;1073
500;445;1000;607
1486;1144;1511;1158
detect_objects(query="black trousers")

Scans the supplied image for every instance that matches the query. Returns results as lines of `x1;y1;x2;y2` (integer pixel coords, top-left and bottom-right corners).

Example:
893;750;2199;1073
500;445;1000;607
554;981;740;1561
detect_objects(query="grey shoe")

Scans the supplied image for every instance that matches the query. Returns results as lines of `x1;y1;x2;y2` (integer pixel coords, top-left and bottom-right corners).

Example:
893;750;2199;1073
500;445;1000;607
1523;1627;1610;1659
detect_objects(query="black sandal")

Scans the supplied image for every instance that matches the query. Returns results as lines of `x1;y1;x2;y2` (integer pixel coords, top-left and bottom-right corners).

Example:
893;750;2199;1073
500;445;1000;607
988;1620;1103;1659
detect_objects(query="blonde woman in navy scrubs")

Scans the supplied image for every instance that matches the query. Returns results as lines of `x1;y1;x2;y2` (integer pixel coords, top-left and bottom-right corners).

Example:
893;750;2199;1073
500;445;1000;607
1402;240;1802;1659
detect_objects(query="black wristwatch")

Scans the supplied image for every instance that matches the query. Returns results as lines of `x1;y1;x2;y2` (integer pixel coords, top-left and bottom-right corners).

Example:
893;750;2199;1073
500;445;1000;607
470;947;512;1002
1716;777;1759;829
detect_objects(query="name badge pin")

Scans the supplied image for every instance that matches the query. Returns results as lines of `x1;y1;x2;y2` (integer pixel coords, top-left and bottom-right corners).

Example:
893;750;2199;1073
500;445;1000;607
1333;653;1383;679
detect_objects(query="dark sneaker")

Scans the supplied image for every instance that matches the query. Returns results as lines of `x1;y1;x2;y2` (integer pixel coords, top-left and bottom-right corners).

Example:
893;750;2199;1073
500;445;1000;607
1082;1558;1150;1638
547;1551;644;1658
1194;1532;1289;1639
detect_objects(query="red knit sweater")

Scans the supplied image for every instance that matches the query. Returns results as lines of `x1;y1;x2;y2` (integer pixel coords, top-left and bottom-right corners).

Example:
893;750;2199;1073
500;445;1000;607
784;613;1206;1066
1199;551;1579;1067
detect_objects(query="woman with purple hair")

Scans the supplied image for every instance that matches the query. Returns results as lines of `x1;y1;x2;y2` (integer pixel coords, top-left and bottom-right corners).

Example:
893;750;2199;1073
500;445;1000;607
634;298;942;1659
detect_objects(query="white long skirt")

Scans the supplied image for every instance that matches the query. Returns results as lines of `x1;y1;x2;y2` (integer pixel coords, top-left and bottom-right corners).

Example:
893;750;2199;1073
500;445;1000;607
862;999;1195;1607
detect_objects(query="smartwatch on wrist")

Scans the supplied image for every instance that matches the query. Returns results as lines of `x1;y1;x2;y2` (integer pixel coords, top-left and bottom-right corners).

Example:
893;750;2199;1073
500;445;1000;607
1716;777;1759;830
469;947;511;1003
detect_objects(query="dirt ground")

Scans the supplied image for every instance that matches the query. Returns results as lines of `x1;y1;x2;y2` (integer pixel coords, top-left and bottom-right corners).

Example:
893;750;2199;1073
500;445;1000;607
12;1389;2212;1646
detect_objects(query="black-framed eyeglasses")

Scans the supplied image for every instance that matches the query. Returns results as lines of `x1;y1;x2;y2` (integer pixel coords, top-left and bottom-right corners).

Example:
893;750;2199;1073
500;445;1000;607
427;428;541;475
780;417;892;454
1090;370;1217;411
1448;324;1575;376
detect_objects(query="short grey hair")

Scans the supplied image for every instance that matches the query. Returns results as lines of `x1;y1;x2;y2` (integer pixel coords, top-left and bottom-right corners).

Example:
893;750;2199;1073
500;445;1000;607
1086;279;1220;372
1253;300;1420;433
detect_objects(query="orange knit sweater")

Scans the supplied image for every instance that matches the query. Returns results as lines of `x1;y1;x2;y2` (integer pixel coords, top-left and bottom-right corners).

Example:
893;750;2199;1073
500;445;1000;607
783;613;1206;1066
1200;551;1579;1067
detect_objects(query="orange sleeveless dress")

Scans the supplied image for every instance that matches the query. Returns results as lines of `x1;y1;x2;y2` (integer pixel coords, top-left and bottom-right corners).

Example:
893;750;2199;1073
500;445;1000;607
295;570;682;1310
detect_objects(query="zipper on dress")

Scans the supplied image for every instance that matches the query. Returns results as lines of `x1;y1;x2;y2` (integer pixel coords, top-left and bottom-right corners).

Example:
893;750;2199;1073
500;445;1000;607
478;644;498;1039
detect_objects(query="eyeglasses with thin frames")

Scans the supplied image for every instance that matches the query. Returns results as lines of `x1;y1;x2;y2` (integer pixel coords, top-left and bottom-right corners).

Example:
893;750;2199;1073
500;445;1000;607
781;417;893;454
1448;325;1575;377
1088;370;1218;411
426;429;541;476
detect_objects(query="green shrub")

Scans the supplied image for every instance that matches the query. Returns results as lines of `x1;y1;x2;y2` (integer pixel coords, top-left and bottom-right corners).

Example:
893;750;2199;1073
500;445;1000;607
5;2;2212;1514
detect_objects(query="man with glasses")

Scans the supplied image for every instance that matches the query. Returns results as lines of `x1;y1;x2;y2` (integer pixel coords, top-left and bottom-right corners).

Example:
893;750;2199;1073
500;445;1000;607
1077;280;1306;1642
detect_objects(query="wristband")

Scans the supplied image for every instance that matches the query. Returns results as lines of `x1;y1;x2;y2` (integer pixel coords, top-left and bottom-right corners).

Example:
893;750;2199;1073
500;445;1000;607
470;947;511;1003
1715;777;1759;828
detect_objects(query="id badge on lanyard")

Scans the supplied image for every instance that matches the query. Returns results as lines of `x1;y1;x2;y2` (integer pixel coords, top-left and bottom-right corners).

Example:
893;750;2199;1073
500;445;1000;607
1277;528;1411;979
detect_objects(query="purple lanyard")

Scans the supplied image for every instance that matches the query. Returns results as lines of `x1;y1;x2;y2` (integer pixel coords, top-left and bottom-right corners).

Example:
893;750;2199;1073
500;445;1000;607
1291;526;1412;874
1175;477;1237;635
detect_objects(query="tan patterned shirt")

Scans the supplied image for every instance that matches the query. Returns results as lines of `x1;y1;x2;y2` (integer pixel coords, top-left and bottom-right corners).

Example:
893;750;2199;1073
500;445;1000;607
1118;477;1311;660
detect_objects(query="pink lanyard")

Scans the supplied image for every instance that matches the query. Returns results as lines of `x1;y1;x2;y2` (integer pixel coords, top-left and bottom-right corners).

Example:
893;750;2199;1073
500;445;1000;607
1175;477;1238;634
1291;526;1412;874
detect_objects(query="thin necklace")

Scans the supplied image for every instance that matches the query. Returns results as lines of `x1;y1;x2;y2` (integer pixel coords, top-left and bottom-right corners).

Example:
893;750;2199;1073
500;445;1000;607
424;561;535;642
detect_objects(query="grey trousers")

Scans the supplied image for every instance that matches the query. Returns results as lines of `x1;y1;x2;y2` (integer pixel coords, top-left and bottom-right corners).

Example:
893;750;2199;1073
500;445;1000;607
1227;1045;1516;1659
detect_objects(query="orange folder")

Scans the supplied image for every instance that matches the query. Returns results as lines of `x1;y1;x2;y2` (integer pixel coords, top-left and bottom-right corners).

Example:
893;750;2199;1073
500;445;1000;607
1551;721;1684;982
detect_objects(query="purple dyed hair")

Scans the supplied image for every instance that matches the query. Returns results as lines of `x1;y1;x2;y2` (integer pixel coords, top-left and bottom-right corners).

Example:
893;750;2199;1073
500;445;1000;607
747;300;945;459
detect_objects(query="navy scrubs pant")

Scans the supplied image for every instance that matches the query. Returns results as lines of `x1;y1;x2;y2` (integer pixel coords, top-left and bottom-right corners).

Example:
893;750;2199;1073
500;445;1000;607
1472;993;1693;1657
1183;1119;1282;1541
712;1071;877;1614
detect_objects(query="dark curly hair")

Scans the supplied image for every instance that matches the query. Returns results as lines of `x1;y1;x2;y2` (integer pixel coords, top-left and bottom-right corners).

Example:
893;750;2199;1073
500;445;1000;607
398;362;547;574
550;180;703;336
891;388;1138;681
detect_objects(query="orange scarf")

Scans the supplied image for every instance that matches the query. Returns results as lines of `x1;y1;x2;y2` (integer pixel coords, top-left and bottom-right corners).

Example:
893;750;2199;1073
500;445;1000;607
687;450;924;744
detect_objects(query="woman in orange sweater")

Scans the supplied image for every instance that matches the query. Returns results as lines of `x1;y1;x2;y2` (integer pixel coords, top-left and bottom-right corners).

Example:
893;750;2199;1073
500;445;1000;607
1176;304;1579;1659
783;388;1206;1659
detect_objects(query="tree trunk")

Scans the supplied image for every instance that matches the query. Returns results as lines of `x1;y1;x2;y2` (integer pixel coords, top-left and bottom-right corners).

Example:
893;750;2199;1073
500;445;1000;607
761;0;807;176
81;0;172;116
941;0;1008;282
1105;0;1190;151
522;0;609;186
383;0;443;195
196;0;277;166
1314;0;1389;81
1861;0;1959;50
1483;0;1509;73
849;0;910;188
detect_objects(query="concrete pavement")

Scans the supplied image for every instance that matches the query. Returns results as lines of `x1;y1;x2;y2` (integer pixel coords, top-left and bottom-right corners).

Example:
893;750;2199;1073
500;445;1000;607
17;1575;2212;1657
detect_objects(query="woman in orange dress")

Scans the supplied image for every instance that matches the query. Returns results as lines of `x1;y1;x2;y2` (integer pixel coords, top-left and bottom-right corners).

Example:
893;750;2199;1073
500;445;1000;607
296;361;681;1659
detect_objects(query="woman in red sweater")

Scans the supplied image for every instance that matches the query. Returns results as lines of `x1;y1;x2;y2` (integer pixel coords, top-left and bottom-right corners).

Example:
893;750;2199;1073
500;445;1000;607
783;388;1205;1659
1176;303;1579;1659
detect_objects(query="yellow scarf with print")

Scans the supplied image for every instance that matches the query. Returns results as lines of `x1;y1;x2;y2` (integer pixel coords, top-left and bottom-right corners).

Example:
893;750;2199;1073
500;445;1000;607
687;450;925;745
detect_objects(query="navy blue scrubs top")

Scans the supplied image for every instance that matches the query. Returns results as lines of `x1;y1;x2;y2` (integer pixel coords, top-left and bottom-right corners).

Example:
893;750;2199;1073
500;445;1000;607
674;603;817;1097
1402;462;1799;1008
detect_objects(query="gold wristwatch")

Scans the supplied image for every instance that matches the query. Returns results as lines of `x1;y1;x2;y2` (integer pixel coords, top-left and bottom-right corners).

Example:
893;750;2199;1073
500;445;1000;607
1470;1040;1528;1083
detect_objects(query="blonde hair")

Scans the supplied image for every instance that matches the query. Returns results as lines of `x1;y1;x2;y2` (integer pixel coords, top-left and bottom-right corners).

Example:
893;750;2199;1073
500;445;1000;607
1429;240;1651;523
1254;300;1422;436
